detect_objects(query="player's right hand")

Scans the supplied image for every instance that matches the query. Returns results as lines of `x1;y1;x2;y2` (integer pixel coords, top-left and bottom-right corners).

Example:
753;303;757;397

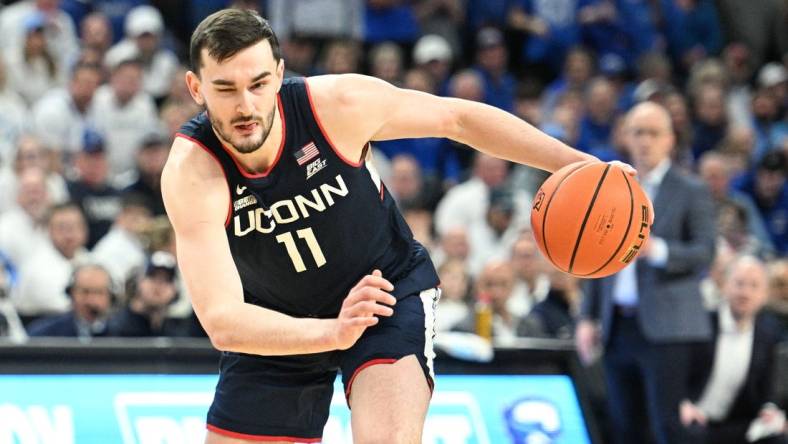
332;269;396;350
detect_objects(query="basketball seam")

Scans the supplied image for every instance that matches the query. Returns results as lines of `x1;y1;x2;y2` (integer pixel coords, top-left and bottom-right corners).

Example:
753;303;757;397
579;169;635;277
541;162;591;272
568;164;611;273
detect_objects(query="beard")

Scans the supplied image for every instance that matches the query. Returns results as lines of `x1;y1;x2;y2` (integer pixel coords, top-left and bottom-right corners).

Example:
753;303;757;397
208;102;277;154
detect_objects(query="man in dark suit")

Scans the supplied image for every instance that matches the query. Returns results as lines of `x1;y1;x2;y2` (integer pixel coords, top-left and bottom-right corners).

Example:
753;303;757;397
681;256;786;444
27;263;114;338
576;102;717;444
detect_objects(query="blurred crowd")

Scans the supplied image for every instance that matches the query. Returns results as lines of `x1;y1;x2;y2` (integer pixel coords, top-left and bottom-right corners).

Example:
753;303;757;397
0;0;787;441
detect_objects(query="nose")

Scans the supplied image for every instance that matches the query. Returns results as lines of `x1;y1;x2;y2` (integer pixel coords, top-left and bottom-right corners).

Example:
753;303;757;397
236;90;255;116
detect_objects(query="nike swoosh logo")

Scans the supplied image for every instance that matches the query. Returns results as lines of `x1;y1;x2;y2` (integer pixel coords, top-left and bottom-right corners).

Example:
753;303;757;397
236;185;247;195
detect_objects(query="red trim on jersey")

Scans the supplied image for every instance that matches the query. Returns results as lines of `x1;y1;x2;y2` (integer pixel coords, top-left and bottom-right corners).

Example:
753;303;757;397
379;182;385;201
175;133;232;228
206;424;321;442
218;94;287;179
303;78;364;168
344;358;398;403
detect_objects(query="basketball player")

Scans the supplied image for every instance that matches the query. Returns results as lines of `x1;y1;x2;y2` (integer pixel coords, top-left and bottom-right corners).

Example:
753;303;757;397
162;9;629;444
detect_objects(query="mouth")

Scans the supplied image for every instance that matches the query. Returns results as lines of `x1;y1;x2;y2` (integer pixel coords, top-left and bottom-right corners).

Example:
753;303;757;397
234;121;258;135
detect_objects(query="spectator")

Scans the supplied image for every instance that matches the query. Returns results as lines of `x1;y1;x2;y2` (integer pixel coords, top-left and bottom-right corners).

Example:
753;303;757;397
369;42;404;86
121;132;169;215
664;90;694;164
517;268;580;339
108;251;182;337
32;62;103;154
91;194;152;285
4;12;66;106
318;39;362;75
660;0;723;72
472;27;515;112
465;0;511;31
435;153;529;238
434;259;471;332
466;187;524;275
430;225;470;271
280;35;318;77
577;102;716;444
698;151;773;250
105;5;179;102
765;259;788;340
413;0;463;57
452;259;520;345
542;47;594;120
691;83;728;160
412;34;453;96
0;135;68;213
613;0;660;64
11;202;89;320
90;58;159;176
508;233;550;318
723;43;755;129
577;77;619;160
27;263;114;338
0;0;79;73
750;87;788;161
757;63;787;120
66;129;122;248
734;151;788;254
79;12;114;60
443;69;485;168
0;58;28;162
387;154;425;207
716;199;772;258
0;168;51;269
681;256;786;444
508;0;580;73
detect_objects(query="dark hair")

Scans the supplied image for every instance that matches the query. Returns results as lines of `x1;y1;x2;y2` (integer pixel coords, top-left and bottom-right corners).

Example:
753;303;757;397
189;9;281;74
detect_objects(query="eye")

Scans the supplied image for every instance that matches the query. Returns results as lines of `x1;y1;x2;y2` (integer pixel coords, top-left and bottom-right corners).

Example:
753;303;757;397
216;89;234;93
251;83;263;90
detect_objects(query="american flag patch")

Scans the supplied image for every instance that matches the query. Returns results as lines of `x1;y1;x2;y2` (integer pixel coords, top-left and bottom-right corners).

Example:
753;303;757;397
294;142;319;165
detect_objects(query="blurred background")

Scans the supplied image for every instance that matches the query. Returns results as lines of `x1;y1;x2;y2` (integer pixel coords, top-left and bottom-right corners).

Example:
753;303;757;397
0;0;786;443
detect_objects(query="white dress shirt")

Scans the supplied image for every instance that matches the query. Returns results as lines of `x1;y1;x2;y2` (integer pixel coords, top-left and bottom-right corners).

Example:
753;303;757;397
612;159;670;307
697;305;754;421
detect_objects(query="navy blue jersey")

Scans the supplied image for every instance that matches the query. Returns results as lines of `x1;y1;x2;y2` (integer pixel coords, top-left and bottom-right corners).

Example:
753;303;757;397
176;77;438;318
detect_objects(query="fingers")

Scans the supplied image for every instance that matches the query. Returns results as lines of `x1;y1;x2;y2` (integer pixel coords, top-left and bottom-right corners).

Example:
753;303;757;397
346;299;394;318
345;284;396;307
350;269;394;293
609;160;637;177
346;316;379;327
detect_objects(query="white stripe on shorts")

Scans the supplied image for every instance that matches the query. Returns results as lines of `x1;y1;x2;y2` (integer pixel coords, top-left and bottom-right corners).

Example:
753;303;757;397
420;288;440;381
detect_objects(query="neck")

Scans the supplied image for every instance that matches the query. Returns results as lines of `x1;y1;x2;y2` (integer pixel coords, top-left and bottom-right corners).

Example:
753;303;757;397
730;308;754;330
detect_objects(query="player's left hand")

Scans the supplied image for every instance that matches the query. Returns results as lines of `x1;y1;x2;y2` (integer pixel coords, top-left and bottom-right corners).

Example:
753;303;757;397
608;160;637;177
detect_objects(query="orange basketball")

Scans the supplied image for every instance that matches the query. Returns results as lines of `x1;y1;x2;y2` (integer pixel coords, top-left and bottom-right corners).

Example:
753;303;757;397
530;161;654;278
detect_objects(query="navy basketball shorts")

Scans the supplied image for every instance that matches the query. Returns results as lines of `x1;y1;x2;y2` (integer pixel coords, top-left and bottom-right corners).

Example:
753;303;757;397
206;287;440;442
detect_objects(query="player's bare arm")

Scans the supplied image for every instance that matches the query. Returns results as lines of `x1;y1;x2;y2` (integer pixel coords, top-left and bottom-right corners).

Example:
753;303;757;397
161;137;396;355
305;74;601;173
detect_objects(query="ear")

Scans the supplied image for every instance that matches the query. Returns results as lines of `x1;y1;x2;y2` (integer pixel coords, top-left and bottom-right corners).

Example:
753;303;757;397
275;58;285;93
185;70;205;106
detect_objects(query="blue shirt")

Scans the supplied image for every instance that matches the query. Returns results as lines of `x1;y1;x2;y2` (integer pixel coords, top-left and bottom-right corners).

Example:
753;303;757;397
373;138;460;181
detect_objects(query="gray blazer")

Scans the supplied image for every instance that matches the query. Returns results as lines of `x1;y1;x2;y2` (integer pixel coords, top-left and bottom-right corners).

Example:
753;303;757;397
580;167;716;344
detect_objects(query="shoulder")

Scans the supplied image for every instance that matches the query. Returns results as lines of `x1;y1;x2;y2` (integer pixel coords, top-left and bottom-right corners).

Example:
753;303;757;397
161;136;229;228
305;74;394;109
27;313;74;336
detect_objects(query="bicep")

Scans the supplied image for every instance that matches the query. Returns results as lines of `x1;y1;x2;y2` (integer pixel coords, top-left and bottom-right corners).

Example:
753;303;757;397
370;86;459;142
162;142;243;329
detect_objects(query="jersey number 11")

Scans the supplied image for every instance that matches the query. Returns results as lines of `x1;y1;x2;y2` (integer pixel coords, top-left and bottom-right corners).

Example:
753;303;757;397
275;228;326;272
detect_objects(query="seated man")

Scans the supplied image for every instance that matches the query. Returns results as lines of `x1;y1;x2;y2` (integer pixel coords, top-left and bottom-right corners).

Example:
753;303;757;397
108;251;181;337
681;255;786;444
27;263;115;338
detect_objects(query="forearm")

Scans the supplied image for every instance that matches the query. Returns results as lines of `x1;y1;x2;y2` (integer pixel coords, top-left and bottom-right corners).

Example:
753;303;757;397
449;99;596;173
205;302;337;356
